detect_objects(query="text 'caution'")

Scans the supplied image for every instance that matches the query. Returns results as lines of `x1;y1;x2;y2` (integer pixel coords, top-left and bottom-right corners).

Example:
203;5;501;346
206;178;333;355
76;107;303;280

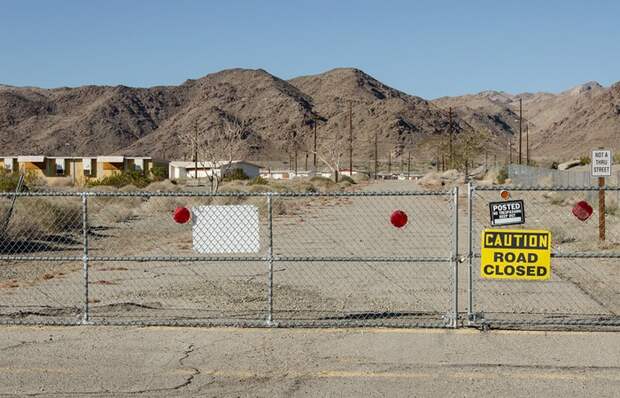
481;229;552;280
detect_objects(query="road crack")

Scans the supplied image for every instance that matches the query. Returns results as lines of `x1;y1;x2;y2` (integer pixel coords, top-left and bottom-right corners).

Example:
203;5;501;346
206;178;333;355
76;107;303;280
170;343;200;391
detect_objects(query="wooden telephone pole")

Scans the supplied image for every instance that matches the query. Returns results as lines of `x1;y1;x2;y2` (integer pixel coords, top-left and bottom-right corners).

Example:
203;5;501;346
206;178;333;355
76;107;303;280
349;100;353;175
448;107;453;169
313;118;317;170
407;151;411;178
519;98;523;165
526;122;530;166
194;119;199;179
374;130;378;179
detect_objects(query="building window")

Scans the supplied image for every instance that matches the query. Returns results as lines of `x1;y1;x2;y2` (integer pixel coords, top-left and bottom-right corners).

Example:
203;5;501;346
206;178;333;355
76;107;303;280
3;158;13;172
134;158;144;172
56;160;65;176
83;158;92;176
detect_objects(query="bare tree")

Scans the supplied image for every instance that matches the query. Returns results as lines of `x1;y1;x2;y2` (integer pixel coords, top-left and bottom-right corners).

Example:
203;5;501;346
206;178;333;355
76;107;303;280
310;123;347;182
179;116;248;192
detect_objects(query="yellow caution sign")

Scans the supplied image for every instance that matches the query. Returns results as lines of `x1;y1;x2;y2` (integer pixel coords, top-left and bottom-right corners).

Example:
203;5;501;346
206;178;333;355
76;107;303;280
481;229;551;280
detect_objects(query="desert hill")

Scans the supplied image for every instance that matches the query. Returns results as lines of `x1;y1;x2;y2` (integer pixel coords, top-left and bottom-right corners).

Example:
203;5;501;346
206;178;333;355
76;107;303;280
433;81;620;162
1;68;618;165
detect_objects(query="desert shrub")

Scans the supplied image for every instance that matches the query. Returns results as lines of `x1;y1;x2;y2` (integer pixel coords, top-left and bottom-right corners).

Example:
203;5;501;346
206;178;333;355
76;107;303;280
265;182;291;193
549;226;576;245
88;171;152;188
580;156;591;165
0;170;22;192
310;176;333;184
0;170;43;192
496;167;508;184
4;197;82;238
549;195;566;206
222;168;249;181
108;207;136;223
550;161;559;170
119;184;139;192
247;195;290;218
218;181;247;192
353;173;370;182
150;165;168;181
339;175;356;184
339;181;352;189
309;176;339;192
605;200;618;216
248;184;272;193
144;180;181;192
248;176;268;185
287;180;317;193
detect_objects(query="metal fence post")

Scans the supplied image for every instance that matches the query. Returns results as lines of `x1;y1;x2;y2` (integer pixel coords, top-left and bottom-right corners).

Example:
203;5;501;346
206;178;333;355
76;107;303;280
452;186;459;328
266;194;274;326
467;183;474;322
81;193;90;325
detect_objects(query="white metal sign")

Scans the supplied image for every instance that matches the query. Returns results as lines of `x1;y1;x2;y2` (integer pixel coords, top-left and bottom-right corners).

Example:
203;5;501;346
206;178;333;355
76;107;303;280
192;205;260;253
592;150;612;177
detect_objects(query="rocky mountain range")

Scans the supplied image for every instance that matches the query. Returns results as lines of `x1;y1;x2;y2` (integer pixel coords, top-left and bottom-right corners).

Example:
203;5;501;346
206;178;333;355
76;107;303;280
1;68;618;165
433;81;620;162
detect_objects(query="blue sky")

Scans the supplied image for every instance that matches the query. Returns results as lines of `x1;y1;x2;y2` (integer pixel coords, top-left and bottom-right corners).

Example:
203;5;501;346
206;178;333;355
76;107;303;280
1;0;619;98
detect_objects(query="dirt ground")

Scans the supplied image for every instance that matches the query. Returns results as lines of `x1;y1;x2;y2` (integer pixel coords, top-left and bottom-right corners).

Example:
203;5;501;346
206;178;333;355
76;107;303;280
0;180;618;328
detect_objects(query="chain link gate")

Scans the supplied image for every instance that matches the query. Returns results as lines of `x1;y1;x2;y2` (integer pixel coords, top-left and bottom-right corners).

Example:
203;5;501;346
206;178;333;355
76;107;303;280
0;190;459;328
467;184;620;329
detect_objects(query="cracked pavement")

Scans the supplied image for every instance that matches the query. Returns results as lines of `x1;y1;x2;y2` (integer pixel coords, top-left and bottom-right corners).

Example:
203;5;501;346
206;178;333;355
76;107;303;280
0;326;619;397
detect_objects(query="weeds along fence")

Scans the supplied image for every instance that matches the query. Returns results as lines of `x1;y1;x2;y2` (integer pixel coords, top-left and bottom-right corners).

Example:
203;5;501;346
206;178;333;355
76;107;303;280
0;190;458;328
467;184;620;329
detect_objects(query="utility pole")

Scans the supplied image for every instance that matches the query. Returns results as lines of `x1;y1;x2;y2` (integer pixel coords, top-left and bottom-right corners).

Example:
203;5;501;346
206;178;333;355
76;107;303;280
313;117;317;170
407;150;411;179
374;130;378;180
348;100;353;175
194;119;198;179
305;152;308;171
526;122;530;166
448;107;453;169
509;138;513;165
388;151;392;175
519;98;523;165
294;146;298;175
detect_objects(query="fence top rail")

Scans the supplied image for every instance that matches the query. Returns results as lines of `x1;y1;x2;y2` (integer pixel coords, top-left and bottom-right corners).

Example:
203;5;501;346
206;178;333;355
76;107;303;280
473;185;620;192
0;190;454;198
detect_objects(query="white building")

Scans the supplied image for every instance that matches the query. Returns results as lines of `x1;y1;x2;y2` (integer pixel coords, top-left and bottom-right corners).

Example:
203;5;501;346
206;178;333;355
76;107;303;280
169;160;261;180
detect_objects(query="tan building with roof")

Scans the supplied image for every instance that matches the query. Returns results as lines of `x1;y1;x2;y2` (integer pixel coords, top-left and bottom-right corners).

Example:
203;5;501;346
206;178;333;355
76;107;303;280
0;155;158;186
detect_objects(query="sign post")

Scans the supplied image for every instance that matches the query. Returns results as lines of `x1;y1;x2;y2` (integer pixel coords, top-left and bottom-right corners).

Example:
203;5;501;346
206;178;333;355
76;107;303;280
591;149;612;242
599;176;605;241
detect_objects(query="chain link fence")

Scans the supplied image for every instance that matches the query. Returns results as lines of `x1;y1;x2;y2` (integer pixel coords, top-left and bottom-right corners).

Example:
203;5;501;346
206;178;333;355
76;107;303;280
2;186;618;330
508;164;620;190
467;185;620;329
0;190;458;328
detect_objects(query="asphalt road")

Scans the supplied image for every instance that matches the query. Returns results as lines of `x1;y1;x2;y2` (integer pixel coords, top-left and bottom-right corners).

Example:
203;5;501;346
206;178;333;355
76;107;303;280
0;326;618;397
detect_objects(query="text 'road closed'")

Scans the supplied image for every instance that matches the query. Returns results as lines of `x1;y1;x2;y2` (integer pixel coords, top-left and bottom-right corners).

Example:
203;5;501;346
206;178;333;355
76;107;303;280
481;229;552;280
